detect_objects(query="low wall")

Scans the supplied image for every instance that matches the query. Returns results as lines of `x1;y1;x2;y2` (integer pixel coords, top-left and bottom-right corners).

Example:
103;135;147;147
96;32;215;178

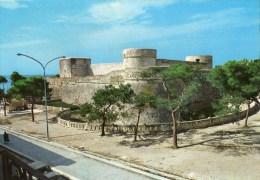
56;105;258;134
33;104;69;112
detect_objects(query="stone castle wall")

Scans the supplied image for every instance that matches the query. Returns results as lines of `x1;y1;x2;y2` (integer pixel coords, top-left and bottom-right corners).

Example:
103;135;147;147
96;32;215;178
47;70;216;124
59;48;213;77
48;48;214;124
90;63;123;75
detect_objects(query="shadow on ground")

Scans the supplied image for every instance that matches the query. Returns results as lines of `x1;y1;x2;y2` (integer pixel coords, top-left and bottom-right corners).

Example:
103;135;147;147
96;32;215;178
118;133;172;148
200;128;260;156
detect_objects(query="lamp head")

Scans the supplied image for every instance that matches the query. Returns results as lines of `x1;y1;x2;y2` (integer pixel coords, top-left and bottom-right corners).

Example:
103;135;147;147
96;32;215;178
17;53;22;56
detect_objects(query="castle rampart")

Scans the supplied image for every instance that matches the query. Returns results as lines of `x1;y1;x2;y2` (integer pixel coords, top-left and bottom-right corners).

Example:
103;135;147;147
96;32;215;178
59;49;212;77
48;48;214;124
90;63;124;75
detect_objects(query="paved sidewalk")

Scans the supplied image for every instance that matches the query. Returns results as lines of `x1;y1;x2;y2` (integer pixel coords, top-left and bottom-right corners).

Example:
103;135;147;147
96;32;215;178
1;109;259;180
0;128;170;180
0;109;42;117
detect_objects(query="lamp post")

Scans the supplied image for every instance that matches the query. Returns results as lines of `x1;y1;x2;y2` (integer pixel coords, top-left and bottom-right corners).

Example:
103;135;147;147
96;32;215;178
17;53;65;139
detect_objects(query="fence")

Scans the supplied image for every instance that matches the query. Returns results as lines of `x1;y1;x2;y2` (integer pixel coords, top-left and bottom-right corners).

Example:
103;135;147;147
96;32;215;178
56;104;259;134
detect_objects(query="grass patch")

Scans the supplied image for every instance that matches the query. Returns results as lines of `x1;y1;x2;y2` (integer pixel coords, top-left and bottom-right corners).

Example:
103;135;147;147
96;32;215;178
39;99;79;110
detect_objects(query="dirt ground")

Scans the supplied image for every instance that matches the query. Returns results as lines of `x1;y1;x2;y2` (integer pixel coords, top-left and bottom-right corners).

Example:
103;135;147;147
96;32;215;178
0;109;259;180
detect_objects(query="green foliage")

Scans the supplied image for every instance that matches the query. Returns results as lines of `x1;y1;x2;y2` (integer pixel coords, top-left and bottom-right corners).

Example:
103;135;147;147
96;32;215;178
209;59;260;115
80;103;94;118
134;92;156;109
10;71;25;85
8;76;52;101
142;64;204;111
0;89;4;99
132;92;157;141
0;75;8;98
0;76;8;84
80;84;135;123
212;95;244;116
141;64;205;148
181;106;215;120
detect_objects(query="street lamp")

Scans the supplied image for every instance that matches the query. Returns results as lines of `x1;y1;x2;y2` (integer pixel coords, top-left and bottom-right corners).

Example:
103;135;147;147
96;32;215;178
17;53;66;139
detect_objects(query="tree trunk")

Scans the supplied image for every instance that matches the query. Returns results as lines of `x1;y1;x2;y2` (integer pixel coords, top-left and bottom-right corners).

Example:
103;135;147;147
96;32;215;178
171;109;178;149
134;110;142;141
101;116;106;136
31;101;34;122
3;97;6;116
244;102;250;127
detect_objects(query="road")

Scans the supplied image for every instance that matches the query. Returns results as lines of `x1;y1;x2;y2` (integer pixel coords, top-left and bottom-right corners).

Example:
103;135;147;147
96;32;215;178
0;128;168;180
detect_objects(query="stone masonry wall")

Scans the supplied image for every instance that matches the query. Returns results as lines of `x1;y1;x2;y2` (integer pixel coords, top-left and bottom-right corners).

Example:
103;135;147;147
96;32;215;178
48;48;214;125
90;63;124;75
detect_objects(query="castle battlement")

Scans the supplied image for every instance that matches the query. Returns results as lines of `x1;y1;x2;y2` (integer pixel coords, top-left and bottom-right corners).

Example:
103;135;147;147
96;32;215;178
59;48;213;78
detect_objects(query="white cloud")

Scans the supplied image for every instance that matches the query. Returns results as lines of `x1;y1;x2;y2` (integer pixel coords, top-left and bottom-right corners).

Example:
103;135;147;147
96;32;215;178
88;0;175;24
0;40;48;48
82;8;255;47
56;0;212;25
56;0;176;25
0;0;30;9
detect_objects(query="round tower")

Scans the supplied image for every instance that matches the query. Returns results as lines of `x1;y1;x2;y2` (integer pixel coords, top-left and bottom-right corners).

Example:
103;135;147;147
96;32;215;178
123;48;157;69
185;55;213;69
60;57;91;78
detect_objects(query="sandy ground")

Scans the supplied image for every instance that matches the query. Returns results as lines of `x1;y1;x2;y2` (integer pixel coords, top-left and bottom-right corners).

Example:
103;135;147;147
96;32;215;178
0;109;259;180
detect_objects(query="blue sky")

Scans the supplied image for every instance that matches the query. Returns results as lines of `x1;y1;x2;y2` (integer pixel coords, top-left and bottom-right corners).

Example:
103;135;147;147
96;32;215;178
0;0;259;75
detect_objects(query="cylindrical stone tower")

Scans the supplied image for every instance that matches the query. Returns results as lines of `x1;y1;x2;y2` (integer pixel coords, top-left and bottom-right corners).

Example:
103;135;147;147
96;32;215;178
123;48;157;69
185;55;213;69
60;57;92;77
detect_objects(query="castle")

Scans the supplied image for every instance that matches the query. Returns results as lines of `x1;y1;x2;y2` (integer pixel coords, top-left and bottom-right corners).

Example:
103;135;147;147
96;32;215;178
47;48;215;124
59;48;212;78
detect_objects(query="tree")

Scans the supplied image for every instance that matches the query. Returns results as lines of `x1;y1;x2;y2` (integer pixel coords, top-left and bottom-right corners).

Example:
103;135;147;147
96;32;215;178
8;76;51;122
133;92;156;141
80;84;135;136
0;76;8;116
141;64;204;148
10;71;25;85
209;59;260;127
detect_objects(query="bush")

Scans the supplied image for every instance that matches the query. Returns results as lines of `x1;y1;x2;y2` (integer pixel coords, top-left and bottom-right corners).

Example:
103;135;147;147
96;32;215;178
181;106;215;121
